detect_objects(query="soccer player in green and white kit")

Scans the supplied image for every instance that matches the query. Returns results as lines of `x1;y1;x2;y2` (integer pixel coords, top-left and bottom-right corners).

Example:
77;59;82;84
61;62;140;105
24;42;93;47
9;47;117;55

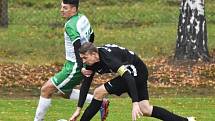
34;0;109;121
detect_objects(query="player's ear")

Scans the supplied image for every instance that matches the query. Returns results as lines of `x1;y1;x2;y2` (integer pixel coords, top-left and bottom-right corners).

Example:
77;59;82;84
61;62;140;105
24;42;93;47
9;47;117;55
70;4;78;12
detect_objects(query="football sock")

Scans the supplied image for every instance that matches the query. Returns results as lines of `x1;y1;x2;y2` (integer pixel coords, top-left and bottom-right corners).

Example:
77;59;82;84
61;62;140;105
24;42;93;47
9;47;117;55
80;98;102;121
34;96;51;121
151;106;188;121
69;89;93;103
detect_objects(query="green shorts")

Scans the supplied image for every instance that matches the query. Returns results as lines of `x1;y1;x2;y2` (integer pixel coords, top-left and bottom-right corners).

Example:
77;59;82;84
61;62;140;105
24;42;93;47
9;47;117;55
51;60;83;94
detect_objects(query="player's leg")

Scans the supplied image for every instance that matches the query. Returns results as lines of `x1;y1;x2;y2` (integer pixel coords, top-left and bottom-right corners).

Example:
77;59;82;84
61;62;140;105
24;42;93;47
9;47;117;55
142;60;195;120
67;88;109;121
80;85;109;121
137;81;190;121
34;61;80;121
93;85;110;121
134;67;153;117
64;87;110;119
68;88;93;103
138;102;197;121
150;104;189;121
138;99;191;121
52;61;110;121
80;76;127;121
136;65;189;121
53;61;93;102
34;79;57;121
71;86;110;121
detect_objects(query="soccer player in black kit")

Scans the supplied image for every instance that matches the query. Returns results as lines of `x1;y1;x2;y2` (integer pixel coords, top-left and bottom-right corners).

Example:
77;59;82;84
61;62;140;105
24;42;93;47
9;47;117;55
69;42;196;121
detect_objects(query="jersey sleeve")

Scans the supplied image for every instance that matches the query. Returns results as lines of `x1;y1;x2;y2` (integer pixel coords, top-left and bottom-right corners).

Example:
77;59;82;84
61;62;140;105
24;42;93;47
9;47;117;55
121;71;138;102
89;32;94;43
65;21;82;67
65;24;80;43
73;39;83;68
77;73;94;108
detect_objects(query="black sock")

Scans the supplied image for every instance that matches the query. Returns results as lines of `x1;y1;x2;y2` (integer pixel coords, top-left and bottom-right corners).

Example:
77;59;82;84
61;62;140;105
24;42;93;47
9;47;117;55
80;98;102;121
151;106;188;121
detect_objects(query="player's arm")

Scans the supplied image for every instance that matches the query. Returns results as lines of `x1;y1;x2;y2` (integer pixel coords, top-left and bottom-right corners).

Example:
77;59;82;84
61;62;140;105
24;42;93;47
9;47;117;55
69;74;94;121
73;30;94;68
117;65;138;102
118;66;143;121
65;24;83;69
101;49;139;102
73;39;83;69
89;31;94;43
77;72;95;108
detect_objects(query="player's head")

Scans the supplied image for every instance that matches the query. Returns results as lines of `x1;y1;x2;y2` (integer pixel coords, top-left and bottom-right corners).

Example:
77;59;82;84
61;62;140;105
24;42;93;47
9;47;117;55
63;0;79;8
79;42;99;66
61;0;79;18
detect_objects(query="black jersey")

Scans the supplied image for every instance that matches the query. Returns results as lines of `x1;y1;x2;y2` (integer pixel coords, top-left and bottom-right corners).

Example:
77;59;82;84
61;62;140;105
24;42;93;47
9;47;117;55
78;44;145;107
90;44;139;76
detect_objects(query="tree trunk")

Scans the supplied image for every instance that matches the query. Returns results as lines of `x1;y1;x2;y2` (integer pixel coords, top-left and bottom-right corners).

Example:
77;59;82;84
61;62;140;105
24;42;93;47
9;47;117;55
0;0;8;27
174;0;210;61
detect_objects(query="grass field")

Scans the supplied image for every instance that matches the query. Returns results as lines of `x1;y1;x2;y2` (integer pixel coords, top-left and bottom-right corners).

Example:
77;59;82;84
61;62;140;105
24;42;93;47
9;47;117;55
0;97;214;121
0;1;215;121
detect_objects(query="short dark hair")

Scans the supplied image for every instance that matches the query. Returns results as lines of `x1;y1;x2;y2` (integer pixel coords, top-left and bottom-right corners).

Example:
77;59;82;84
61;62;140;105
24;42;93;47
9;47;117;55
63;0;79;8
79;42;98;54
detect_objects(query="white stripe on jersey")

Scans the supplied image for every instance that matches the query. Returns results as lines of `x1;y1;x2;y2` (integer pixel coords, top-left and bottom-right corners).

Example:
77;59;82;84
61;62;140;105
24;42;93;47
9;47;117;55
108;82;113;87
125;64;137;76
57;63;78;88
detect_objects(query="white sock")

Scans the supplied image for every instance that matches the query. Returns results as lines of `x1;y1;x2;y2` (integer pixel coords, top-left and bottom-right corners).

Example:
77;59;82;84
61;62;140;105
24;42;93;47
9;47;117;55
69;89;93;103
34;96;51;121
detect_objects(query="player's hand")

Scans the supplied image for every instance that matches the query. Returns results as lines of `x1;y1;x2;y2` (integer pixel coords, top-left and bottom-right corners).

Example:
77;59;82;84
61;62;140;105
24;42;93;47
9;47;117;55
69;108;81;121
81;68;93;77
132;102;143;121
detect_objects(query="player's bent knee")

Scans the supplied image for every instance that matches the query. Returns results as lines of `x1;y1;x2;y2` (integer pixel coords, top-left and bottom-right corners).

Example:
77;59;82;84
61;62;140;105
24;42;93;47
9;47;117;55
93;88;104;99
40;80;56;98
41;86;51;97
41;84;48;94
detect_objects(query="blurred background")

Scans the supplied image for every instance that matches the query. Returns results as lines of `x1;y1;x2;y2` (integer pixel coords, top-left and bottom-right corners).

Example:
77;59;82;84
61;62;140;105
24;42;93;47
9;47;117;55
0;0;214;65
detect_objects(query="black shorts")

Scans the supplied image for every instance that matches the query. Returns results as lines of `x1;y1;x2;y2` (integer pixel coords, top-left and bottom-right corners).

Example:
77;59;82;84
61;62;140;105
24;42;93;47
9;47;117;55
104;60;149;101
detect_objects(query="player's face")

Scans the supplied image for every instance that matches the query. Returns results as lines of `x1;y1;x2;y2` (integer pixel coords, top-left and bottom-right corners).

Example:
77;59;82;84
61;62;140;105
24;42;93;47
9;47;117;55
80;52;99;66
60;2;77;18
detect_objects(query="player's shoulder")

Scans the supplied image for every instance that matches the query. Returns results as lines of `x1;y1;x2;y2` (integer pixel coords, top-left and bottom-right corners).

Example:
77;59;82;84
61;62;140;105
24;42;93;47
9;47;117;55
66;13;90;28
65;13;81;28
98;44;112;52
75;12;89;22
65;18;77;30
77;12;85;17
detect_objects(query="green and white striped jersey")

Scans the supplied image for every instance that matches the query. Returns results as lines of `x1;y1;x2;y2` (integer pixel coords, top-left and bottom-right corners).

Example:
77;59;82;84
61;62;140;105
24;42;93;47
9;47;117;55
64;13;93;62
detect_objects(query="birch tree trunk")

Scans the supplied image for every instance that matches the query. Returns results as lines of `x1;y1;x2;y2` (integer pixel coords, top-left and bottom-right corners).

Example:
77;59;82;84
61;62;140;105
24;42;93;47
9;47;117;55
174;0;210;61
0;0;8;27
